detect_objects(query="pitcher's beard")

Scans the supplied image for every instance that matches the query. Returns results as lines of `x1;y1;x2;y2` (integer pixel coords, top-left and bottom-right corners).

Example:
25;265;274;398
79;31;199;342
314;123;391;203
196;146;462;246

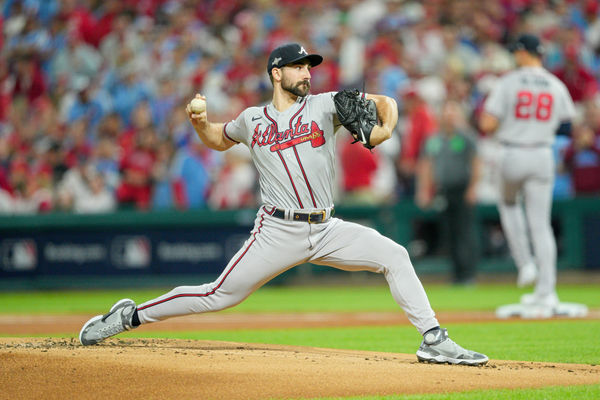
283;80;310;97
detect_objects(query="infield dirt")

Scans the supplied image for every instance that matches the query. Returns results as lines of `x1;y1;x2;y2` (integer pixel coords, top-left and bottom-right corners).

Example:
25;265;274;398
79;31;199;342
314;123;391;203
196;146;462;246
1;335;599;400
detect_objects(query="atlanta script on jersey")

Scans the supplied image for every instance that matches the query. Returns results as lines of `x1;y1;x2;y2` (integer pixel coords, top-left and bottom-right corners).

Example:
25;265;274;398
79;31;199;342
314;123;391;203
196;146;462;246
223;93;342;211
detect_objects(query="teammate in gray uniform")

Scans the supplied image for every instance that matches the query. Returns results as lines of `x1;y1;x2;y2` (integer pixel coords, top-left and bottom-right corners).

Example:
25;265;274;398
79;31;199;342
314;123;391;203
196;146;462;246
479;34;576;313
80;43;488;366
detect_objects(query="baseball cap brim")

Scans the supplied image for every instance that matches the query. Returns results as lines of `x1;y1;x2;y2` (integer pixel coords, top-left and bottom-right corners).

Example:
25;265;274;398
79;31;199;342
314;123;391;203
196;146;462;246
293;53;323;68
508;42;542;56
267;43;324;74
268;54;323;74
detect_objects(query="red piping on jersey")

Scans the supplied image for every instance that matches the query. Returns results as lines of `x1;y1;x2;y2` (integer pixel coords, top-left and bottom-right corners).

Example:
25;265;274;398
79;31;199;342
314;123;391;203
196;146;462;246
137;213;267;311
275;149;304;208
263;205;276;215
288;98;306;127
263;106;280;131
264;106;304;208
223;122;239;143
292;146;317;207
288;98;316;207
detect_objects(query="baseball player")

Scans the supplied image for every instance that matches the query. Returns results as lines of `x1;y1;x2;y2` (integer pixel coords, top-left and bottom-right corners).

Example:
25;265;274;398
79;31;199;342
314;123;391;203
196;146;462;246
80;43;487;365
479;34;576;313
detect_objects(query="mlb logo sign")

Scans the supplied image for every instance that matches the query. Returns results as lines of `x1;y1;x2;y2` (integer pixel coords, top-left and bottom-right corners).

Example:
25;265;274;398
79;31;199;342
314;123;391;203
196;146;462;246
111;236;151;269
1;239;37;271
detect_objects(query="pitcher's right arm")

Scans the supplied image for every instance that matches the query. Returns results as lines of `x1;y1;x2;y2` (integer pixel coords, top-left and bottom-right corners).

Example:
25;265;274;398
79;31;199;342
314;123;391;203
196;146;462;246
186;94;236;152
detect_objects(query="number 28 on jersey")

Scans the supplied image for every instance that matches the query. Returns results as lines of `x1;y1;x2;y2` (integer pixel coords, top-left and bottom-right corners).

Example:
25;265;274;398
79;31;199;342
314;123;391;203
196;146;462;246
515;91;553;121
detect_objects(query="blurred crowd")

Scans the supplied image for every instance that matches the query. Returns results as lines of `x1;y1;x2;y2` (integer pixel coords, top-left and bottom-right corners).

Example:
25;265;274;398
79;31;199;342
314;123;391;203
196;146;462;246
1;0;599;214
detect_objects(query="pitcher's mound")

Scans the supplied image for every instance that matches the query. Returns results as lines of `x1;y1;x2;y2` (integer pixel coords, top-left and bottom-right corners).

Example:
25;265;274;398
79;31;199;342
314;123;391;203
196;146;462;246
1;337;599;399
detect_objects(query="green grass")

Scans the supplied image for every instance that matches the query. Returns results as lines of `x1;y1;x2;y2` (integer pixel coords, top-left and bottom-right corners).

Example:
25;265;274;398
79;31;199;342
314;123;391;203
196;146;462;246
0;283;598;314
1;283;598;399
114;320;600;364
315;384;600;400
3;283;599;363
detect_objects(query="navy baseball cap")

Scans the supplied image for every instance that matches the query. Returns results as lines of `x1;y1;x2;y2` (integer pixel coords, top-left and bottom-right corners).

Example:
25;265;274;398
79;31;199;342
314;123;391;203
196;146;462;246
267;43;323;75
508;33;544;56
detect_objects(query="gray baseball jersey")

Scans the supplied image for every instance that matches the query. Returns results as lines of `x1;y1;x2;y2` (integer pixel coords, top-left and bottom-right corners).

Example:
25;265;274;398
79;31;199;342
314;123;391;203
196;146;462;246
136;92;440;335
224;93;339;210
483;65;575;298
484;66;575;146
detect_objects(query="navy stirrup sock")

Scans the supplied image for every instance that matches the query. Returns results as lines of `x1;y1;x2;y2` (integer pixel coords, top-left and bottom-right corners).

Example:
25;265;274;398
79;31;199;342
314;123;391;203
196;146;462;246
131;309;141;327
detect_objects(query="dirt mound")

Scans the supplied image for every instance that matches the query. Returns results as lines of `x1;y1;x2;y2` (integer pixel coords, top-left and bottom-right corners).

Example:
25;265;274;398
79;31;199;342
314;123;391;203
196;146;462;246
1;337;599;400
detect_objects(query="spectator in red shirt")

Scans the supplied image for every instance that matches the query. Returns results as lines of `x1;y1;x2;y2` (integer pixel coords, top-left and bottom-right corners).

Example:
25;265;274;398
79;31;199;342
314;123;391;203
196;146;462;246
225;52;255;88
63;118;92;168
340;135;380;205
366;28;401;66
553;45;599;102
398;86;438;196
0;164;10;193
2;156;52;213
563;124;600;195
118;102;154;157
6;157;29;197
11;53;46;104
93;0;123;48
116;126;157;210
0;58;12;122
57;0;98;47
310;56;340;94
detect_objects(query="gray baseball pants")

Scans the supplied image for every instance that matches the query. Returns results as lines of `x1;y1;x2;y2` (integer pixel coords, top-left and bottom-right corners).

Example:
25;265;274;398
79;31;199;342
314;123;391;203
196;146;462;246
137;207;439;334
497;146;556;296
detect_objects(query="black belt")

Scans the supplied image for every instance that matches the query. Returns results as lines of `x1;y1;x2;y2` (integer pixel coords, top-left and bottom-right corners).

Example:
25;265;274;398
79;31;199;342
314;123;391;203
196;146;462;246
271;208;334;223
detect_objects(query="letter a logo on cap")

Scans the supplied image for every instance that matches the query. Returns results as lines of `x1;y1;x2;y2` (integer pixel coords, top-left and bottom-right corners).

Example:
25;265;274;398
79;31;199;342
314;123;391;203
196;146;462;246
299;46;307;55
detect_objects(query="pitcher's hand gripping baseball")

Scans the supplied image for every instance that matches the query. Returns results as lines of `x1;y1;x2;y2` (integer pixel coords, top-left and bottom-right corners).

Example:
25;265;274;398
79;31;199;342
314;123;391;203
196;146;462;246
334;89;378;149
186;94;208;129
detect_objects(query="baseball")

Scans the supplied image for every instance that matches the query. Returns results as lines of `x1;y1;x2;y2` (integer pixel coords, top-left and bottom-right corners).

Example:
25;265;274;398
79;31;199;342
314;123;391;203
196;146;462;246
190;98;206;114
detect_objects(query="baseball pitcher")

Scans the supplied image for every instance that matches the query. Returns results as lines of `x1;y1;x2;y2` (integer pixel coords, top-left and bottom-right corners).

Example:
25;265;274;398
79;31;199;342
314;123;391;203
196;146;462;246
479;34;576;313
80;43;488;365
